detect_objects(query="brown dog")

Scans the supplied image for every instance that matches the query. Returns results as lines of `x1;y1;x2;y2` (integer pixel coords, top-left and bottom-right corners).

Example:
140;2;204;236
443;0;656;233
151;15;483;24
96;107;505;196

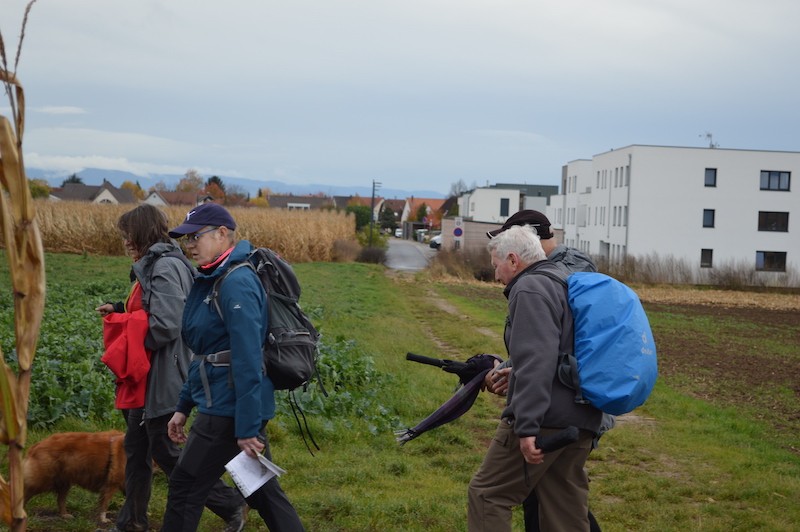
24;430;126;523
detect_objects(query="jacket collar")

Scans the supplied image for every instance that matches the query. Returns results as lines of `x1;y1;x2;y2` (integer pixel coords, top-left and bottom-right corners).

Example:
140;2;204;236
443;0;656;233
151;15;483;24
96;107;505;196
132;240;184;280
199;240;253;278
502;259;551;299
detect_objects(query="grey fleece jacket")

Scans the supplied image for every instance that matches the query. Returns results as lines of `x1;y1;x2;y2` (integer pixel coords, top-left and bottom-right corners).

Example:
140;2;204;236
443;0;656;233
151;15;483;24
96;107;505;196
501;259;602;438
131;241;195;419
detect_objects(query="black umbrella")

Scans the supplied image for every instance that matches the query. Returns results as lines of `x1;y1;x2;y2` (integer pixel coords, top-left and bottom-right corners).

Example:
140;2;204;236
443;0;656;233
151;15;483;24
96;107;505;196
395;352;581;452
394;353;502;444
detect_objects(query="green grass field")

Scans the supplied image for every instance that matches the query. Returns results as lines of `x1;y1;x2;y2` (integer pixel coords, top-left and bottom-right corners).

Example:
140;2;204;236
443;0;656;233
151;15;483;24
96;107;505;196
1;253;799;531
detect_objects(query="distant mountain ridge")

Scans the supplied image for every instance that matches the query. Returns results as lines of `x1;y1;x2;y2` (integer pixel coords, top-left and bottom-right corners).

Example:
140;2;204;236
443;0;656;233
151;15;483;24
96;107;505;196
27;167;446;200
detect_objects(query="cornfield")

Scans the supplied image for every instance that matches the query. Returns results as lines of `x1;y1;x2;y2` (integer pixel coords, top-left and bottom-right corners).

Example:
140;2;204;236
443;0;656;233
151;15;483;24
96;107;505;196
27;201;356;262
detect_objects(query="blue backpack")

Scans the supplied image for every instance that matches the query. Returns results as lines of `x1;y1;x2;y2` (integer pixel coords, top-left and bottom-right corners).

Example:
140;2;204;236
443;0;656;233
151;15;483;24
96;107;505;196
537;271;658;415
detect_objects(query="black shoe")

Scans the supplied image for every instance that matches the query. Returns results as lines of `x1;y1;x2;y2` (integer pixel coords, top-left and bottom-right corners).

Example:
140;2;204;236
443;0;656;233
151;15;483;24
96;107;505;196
223;505;247;532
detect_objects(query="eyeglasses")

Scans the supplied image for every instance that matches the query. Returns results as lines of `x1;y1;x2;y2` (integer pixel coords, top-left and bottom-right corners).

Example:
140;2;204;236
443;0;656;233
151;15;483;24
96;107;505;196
182;227;218;244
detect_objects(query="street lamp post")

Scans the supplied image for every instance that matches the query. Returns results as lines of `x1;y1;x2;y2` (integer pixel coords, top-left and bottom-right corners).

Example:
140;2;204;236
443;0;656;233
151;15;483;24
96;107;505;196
369;179;381;247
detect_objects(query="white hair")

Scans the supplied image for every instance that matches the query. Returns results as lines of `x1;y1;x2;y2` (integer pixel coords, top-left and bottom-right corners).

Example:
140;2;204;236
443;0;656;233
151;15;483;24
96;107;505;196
487;224;546;264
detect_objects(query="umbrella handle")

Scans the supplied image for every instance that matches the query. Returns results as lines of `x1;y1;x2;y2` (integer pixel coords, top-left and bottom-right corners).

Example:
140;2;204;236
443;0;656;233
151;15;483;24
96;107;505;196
406;352;447;368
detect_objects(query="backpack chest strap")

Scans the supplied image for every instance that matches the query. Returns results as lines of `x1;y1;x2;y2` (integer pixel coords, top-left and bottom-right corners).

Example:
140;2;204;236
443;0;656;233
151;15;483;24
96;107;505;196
192;349;234;408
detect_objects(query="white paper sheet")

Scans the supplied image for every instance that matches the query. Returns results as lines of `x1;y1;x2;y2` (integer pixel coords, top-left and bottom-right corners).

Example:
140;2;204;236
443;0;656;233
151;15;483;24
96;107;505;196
224;451;287;498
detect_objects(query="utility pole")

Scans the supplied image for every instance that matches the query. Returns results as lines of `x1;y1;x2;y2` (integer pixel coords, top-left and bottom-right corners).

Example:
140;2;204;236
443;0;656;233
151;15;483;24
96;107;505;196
369;179;381;247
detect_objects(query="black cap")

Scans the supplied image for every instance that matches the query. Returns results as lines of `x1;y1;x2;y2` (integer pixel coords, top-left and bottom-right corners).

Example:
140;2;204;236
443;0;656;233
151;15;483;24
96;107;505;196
486;210;553;239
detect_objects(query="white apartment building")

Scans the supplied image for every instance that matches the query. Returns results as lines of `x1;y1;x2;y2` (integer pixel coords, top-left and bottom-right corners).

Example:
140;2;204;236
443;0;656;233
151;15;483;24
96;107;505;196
457;184;558;224
547;145;798;283
458;187;522;223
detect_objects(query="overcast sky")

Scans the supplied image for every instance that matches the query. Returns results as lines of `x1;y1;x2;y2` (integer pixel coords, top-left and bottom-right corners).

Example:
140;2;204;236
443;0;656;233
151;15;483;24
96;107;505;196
3;0;799;195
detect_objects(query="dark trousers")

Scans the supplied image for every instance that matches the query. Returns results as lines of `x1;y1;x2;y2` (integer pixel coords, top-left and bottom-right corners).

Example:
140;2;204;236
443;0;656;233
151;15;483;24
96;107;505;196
523;492;601;532
161;413;304;532
117;409;243;531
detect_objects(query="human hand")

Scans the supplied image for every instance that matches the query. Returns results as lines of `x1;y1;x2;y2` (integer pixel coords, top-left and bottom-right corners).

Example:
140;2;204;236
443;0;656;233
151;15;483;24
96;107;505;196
167;412;188;444
520;436;544;464
95;303;114;317
238;436;265;458
486;367;511;396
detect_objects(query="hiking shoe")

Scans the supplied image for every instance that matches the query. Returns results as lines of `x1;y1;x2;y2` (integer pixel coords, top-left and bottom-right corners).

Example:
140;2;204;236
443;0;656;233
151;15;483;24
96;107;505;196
223;505;246;532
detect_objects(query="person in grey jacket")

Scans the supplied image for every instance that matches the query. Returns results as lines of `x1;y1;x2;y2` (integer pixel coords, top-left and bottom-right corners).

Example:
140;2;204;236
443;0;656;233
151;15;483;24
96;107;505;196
468;224;603;532
96;204;245;532
485;210;607;531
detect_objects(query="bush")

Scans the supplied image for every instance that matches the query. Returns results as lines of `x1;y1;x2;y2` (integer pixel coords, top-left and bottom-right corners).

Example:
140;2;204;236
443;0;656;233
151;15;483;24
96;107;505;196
274;336;400;435
355;226;389;249
429;248;494;281
356;246;386;264
605;252;800;289
0;275;122;427
331;239;361;262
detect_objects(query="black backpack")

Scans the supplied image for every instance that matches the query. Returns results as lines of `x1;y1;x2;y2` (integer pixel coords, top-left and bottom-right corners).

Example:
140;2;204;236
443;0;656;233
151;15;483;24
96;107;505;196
210;247;321;391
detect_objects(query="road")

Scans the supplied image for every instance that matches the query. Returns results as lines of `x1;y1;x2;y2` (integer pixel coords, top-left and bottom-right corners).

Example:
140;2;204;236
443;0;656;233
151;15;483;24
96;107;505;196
385;238;437;271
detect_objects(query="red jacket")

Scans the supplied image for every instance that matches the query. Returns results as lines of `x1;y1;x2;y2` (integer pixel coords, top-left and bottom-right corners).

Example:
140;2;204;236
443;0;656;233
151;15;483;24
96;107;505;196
101;283;151;409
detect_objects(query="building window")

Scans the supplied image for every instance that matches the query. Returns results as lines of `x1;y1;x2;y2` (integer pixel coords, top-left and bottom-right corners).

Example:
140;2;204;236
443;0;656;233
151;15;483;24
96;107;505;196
758;211;789;232
500;198;509;217
756;251;787;272
701;249;713;268
703;209;715;228
760;170;790;191
705;168;717;187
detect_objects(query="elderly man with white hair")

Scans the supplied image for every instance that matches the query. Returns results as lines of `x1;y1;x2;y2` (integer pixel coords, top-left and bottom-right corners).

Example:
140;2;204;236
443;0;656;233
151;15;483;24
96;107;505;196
467;225;602;532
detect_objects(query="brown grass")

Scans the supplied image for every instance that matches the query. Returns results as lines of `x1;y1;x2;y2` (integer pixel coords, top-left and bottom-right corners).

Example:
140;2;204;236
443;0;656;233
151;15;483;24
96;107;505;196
21;201;356;263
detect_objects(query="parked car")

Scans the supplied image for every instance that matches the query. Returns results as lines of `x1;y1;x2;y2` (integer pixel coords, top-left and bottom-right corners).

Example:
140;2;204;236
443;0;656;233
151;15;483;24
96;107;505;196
395;228;403;238
429;234;442;249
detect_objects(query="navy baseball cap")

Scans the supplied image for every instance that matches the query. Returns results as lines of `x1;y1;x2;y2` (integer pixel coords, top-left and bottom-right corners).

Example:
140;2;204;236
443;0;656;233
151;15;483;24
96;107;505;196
169;203;237;237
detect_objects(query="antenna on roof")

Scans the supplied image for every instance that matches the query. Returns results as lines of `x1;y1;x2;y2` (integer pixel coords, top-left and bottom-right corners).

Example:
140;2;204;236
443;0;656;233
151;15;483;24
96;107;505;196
700;132;719;148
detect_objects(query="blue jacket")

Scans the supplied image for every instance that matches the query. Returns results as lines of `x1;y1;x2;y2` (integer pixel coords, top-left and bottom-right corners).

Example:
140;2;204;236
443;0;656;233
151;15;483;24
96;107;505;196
176;240;275;439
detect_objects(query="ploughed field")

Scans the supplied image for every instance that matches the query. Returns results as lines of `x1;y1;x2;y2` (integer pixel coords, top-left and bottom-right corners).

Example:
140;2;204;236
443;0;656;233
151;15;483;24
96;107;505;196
638;287;800;453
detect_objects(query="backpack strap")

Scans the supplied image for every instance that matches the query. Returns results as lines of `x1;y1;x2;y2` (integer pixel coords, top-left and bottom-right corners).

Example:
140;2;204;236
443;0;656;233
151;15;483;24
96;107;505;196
210;261;257;320
526;268;588;405
193;261;259;406
530;268;568;288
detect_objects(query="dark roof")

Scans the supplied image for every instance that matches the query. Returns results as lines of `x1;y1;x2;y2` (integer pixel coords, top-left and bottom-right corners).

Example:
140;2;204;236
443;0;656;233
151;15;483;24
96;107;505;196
52;181;136;204
491;183;559;197
382;198;405;214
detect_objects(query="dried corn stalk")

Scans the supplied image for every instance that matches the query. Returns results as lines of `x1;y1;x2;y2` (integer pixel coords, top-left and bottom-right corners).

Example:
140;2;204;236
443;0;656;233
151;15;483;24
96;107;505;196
0;66;46;529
